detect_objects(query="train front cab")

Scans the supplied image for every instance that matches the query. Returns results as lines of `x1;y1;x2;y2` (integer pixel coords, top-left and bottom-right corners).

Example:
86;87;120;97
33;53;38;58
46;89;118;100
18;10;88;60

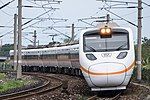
79;27;135;91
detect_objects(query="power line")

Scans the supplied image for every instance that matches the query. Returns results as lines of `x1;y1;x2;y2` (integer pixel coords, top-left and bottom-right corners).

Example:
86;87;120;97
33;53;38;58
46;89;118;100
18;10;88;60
22;9;54;26
0;0;15;16
22;20;43;30
0;25;13;28
52;28;70;38
0;8;59;37
27;0;64;25
78;16;106;20
96;0;138;4
0;0;15;9
99;6;138;9
22;5;59;9
29;25;93;29
142;1;150;7
26;0;56;24
22;17;67;21
103;8;138;27
30;0;62;3
78;20;96;27
0;9;13;16
0;0;16;9
41;1;56;24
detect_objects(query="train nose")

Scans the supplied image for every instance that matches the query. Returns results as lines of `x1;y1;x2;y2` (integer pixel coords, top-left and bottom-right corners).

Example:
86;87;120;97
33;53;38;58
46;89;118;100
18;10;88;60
88;63;126;87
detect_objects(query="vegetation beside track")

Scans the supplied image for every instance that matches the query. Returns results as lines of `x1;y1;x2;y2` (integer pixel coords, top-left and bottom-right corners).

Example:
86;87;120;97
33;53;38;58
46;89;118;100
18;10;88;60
0;72;37;93
0;79;27;92
132;66;150;85
132;37;150;84
142;66;150;84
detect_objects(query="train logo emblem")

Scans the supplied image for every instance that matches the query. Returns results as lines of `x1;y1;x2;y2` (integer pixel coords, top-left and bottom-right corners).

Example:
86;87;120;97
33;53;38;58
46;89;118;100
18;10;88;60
101;53;112;57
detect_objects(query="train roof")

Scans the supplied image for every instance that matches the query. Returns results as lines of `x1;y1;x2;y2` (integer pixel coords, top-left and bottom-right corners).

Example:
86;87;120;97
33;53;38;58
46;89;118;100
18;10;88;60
80;27;132;36
10;44;79;54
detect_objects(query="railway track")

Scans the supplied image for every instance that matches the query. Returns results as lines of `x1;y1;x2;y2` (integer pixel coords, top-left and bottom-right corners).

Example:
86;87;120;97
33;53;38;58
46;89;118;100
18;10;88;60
0;72;63;100
0;71;149;100
87;91;123;100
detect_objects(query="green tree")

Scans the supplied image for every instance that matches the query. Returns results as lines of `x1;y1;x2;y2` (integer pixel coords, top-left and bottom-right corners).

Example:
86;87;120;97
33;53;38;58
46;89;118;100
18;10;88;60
0;44;14;56
142;37;150;65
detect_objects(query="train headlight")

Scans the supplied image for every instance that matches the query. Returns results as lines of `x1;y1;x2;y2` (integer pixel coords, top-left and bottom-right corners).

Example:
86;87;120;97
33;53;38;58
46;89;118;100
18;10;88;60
117;52;128;59
86;53;97;61
100;28;106;34
106;28;111;33
100;26;112;38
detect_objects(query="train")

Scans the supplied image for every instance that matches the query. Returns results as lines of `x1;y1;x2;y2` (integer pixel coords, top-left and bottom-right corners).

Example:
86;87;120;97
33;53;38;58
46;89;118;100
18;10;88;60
9;23;135;91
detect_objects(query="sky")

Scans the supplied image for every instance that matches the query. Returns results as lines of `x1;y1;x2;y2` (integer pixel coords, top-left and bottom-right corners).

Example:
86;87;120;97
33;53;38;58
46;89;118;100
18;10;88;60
0;0;150;46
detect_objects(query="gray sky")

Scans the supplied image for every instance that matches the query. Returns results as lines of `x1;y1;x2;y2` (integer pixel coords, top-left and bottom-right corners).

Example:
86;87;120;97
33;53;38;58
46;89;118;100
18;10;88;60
0;0;150;46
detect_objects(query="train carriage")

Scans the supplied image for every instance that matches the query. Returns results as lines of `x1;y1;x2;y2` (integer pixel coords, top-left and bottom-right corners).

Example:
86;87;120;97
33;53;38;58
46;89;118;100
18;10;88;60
9;24;135;91
79;26;135;91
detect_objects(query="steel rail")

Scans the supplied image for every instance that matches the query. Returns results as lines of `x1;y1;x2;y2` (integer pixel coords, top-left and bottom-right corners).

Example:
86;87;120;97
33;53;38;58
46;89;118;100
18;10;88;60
0;72;63;100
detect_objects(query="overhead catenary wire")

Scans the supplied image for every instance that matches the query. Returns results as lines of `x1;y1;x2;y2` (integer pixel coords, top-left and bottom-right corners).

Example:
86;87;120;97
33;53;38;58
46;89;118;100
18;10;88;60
78;16;106;20
26;0;69;38
26;0;62;24
22;17;67;21
41;1;56;24
0;0;16;16
96;0;138;4
99;6;138;9
0;0;15;9
30;0;62;2
1;20;42;38
78;20;96;27
22;5;59;9
29;25;93;29
0;25;13;28
39;0;68;34
52;28;70;38
1;9;67;38
142;1;150;7
96;0;150;27
22;9;55;26
103;8;138;27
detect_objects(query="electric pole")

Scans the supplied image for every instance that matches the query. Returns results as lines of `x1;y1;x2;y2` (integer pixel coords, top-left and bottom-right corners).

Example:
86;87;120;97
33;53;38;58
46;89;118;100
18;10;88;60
33;30;37;48
71;23;74;43
17;0;22;79
106;14;110;24
14;14;17;71
137;0;142;81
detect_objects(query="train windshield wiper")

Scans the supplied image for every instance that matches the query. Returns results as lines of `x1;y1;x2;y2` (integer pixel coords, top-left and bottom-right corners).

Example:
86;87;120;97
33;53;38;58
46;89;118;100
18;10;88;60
116;43;127;50
85;45;96;52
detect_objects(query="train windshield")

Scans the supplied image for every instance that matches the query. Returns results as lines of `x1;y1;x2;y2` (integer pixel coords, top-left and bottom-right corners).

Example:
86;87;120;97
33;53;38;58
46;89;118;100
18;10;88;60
83;30;129;52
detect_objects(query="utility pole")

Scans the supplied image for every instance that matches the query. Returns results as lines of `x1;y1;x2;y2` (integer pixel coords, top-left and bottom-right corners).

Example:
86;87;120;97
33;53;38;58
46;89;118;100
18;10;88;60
38;40;39;46
0;39;2;47
137;0;142;81
17;0;22;79
33;30;37;48
106;14;110;24
71;23;74;43
14;14;17;71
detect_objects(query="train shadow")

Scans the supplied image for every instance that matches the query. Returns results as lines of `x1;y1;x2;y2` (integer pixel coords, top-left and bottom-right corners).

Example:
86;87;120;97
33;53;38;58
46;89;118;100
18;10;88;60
92;90;123;98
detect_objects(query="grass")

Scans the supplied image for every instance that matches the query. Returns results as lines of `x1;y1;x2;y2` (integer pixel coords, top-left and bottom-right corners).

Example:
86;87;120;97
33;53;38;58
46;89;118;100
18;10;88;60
0;73;5;79
0;73;35;93
0;79;27;92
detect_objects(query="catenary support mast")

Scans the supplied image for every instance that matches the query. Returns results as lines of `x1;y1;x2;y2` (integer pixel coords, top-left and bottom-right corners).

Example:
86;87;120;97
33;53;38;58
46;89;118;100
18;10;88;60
17;0;22;79
14;14;17;71
137;0;142;81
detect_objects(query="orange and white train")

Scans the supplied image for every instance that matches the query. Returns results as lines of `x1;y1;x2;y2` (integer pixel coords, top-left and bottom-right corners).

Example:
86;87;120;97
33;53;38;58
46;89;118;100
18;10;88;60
10;24;135;91
79;25;135;91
